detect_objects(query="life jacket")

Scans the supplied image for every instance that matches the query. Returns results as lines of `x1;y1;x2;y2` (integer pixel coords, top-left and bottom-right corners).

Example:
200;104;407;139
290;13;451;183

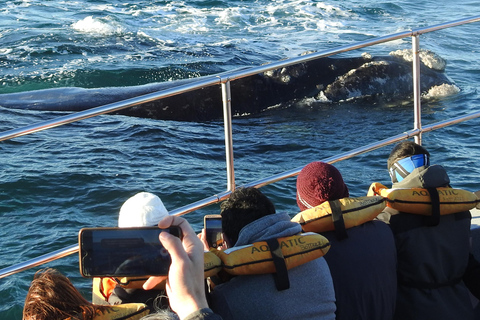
291;196;386;239
64;303;149;320
367;182;479;215
211;232;330;291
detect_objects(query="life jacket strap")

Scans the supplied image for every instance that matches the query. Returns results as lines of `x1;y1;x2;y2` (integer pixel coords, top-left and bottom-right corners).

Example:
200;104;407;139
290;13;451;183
330;200;348;240
266;238;290;291
424;187;440;226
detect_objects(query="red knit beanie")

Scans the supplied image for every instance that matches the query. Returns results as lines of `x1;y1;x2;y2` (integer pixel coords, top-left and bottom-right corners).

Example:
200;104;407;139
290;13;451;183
296;161;349;211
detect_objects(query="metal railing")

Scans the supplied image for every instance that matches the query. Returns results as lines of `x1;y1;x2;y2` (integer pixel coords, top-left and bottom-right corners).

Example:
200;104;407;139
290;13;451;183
1;15;480;279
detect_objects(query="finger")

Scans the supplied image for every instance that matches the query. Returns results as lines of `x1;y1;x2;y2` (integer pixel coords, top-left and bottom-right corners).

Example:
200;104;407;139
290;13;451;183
158;216;204;266
158;215;196;238
159;230;189;263
159;216;203;256
199;229;210;251
143;275;167;290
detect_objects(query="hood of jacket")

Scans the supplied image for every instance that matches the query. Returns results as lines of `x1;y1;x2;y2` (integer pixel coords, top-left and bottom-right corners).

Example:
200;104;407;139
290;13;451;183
235;213;302;246
393;164;450;189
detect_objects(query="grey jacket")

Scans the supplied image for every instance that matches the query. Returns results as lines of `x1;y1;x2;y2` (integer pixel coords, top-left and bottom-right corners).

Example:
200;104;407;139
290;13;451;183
377;165;474;320
209;213;336;320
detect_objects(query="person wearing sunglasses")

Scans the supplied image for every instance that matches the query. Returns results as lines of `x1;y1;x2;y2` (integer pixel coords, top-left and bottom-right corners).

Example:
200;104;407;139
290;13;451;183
378;140;478;320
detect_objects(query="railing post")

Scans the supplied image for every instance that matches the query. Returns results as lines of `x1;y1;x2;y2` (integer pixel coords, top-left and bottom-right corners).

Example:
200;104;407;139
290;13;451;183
412;34;422;145
222;80;235;191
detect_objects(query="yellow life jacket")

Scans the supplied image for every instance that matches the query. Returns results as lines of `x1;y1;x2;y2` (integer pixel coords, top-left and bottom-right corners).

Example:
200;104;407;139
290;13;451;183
212;232;330;276
368;182;479;215
92;304;149;320
291;196;386;234
64;303;150;320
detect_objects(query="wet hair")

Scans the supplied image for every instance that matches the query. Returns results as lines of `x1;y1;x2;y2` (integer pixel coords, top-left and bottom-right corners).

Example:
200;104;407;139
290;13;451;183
220;187;276;246
387;141;430;170
23;268;99;320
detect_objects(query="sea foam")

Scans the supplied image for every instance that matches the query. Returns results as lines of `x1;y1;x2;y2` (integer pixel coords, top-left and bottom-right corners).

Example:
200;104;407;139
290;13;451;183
71;16;123;36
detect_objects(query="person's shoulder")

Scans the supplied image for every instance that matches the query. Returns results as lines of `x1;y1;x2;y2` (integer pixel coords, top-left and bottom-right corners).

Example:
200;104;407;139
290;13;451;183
293;256;331;277
366;219;395;231
325;219;395;244
350;219;395;239
211;257;331;294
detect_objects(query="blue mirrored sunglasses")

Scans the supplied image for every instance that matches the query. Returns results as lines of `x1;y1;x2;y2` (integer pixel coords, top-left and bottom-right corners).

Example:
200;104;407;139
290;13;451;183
389;154;430;183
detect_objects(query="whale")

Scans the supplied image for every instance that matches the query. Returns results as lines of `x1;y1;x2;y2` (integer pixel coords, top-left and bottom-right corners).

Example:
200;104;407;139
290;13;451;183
0;51;454;122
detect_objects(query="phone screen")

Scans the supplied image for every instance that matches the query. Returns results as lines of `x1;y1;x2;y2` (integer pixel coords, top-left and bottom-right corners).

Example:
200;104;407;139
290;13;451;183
204;215;222;249
78;227;181;277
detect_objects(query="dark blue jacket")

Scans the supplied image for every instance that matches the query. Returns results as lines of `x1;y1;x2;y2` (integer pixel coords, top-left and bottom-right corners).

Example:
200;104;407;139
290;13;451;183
322;220;397;320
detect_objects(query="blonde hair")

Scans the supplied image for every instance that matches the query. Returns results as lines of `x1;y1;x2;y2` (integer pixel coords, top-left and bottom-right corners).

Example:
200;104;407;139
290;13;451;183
23;268;101;320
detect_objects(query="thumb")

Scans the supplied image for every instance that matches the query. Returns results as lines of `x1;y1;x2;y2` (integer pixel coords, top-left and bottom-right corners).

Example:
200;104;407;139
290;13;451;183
143;275;167;290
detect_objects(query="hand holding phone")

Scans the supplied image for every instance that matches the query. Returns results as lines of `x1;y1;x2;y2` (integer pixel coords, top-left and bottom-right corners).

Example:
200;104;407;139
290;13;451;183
78;226;182;278
143;215;210;320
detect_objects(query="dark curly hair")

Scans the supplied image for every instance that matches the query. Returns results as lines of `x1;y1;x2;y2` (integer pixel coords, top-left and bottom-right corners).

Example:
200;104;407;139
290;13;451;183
220;187;276;246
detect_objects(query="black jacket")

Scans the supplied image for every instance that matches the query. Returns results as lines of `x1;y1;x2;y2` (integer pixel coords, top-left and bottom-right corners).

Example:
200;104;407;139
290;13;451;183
377;165;475;320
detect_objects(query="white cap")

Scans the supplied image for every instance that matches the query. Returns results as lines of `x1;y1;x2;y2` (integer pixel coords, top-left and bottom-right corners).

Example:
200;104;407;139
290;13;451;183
118;192;169;227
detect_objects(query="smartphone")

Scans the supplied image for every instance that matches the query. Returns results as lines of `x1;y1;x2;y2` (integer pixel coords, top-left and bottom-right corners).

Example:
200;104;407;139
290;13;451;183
204;214;223;249
78;226;182;278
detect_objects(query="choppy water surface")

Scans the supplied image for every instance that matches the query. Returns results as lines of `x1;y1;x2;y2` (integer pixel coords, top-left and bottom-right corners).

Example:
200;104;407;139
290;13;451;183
1;1;479;319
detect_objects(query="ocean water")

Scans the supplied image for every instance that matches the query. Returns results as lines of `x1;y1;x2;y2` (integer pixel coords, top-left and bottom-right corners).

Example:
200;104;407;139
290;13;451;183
0;1;479;319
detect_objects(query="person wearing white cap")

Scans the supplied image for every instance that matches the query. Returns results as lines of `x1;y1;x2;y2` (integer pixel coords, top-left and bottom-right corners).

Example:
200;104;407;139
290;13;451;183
119;192;170;227
95;192;170;309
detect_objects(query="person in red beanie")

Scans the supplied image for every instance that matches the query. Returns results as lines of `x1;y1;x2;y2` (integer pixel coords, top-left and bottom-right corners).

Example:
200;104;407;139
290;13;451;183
296;161;397;320
296;161;350;212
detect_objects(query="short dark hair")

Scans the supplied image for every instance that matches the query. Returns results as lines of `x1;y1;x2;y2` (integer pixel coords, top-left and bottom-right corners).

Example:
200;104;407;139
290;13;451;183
220;187;276;246
387;141;430;170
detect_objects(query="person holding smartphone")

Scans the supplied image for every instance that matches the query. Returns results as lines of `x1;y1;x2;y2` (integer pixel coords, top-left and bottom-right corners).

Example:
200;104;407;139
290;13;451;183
143;215;223;320
24;215;220;320
207;187;336;320
94;192;171;307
